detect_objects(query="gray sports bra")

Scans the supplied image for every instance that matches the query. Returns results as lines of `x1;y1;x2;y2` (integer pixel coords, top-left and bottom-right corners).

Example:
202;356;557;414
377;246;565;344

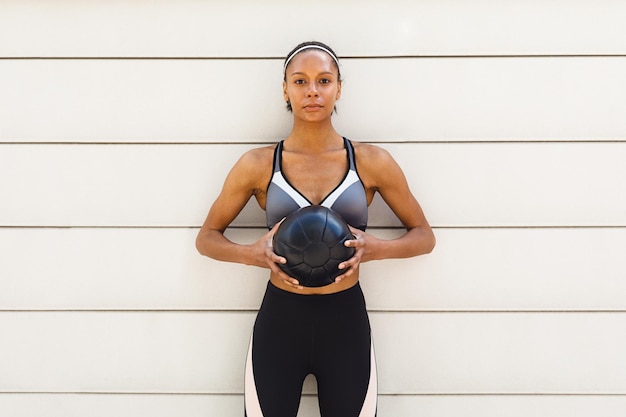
266;137;368;231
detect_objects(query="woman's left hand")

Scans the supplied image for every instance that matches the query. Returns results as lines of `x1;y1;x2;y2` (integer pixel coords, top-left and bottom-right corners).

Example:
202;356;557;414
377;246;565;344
334;226;376;283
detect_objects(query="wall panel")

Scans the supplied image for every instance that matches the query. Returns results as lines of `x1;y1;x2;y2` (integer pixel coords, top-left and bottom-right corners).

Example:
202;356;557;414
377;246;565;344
0;394;243;417
2;58;625;143
1;1;625;57
377;395;626;417
2;394;625;417
1;228;625;311
1;312;625;394
2;143;625;227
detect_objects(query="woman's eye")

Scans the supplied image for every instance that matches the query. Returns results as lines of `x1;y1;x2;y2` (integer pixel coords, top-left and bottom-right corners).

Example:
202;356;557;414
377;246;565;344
294;79;306;85
319;79;330;84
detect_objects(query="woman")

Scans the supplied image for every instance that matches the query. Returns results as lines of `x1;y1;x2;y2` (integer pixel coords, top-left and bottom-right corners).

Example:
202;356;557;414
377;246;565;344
196;41;435;417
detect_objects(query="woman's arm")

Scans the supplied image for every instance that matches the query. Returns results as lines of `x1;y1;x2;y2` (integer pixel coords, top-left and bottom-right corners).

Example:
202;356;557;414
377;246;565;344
195;148;283;269
339;144;435;275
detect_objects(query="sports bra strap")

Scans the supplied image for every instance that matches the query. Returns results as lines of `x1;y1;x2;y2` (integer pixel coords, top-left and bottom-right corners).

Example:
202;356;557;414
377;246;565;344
271;141;282;173
344;137;357;170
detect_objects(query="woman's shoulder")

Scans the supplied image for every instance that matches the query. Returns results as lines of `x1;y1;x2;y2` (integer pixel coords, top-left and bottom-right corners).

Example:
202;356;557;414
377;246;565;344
238;143;276;166
350;140;404;190
240;143;276;162
350;140;394;164
228;144;276;186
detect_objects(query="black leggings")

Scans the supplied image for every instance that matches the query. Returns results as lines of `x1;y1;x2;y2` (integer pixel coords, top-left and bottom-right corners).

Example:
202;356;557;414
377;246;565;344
245;281;377;417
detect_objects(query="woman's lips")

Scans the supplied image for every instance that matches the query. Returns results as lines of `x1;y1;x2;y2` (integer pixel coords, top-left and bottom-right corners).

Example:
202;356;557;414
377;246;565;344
303;104;323;111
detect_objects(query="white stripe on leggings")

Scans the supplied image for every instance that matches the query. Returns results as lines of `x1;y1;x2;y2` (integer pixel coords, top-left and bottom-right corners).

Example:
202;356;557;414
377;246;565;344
359;340;378;417
244;333;264;416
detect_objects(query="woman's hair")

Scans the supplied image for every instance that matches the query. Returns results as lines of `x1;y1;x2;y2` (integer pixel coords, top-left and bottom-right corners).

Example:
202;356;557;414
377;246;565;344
283;41;342;112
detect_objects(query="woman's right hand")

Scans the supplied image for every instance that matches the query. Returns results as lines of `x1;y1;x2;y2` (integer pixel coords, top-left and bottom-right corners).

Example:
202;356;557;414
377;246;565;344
253;221;303;290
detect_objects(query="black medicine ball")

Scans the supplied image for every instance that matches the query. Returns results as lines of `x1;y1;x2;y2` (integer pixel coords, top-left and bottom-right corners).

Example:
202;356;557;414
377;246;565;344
272;205;355;287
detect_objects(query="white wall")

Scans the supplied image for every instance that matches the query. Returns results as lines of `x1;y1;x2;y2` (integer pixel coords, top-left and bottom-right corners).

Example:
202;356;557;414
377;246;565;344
1;1;625;416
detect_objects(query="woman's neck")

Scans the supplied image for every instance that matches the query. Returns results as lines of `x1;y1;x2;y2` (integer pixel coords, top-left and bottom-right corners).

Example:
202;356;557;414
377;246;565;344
286;120;342;152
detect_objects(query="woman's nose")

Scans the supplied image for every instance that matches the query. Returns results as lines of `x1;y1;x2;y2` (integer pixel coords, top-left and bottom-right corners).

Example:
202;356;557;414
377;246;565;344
306;84;319;97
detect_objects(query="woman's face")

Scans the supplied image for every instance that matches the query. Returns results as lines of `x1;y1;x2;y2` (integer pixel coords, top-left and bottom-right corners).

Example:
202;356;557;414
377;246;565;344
283;50;342;122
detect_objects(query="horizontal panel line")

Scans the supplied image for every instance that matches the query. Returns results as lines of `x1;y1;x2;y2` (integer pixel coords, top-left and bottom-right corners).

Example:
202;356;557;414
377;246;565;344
0;226;199;230
1;391;625;397
433;225;626;229
1;309;625;314
2;226;626;230
2;140;626;145
2;54;626;60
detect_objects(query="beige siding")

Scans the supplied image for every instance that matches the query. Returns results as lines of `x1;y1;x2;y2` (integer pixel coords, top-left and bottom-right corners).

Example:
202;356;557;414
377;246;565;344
2;394;626;417
1;228;625;311
2;312;625;394
1;1;625;57
1;1;625;416
2;58;625;142
1;143;625;227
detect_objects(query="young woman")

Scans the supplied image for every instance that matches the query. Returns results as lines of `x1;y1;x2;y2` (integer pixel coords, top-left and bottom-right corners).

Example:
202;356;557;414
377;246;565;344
196;41;435;417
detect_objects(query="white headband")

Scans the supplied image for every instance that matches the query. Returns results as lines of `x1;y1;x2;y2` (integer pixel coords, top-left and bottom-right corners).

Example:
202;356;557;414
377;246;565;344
283;45;340;74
